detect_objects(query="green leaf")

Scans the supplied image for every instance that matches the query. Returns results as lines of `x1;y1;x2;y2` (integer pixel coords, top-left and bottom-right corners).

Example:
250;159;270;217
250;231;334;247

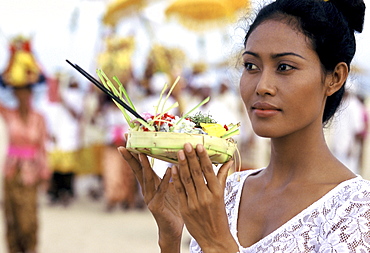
161;76;180;113
135;118;156;131
175;96;210;125
156;82;168;115
113;76;136;111
96;69;134;128
221;129;240;139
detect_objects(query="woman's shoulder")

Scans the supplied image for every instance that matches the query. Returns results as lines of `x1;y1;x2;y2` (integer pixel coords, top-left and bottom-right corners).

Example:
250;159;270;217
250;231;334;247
0;103;12;115
338;176;370;193
225;168;265;195
317;176;370;223
334;176;370;205
227;168;264;182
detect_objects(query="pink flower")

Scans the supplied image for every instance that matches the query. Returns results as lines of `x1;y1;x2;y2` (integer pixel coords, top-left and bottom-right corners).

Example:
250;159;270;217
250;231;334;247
142;112;154;120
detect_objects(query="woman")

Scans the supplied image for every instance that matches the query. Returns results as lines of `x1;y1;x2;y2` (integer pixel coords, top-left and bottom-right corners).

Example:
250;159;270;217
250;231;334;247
118;0;368;252
1;86;50;253
1;36;50;253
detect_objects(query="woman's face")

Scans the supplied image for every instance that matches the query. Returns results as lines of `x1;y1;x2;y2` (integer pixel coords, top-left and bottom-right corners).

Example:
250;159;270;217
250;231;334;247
240;20;329;138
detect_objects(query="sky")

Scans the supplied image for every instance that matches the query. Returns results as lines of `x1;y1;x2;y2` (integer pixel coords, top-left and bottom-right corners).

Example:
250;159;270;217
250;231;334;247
0;0;369;94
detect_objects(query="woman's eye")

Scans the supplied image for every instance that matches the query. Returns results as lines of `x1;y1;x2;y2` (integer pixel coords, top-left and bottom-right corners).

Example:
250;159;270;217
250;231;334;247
277;64;295;71
243;62;258;71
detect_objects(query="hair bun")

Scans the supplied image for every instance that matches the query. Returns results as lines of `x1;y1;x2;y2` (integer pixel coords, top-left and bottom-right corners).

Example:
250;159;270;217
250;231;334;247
331;0;366;32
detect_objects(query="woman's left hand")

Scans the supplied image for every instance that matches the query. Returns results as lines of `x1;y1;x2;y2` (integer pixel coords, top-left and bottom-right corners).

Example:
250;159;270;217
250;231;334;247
171;143;239;253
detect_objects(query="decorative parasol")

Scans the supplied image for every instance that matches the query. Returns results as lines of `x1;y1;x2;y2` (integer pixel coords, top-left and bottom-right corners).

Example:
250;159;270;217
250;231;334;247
165;0;236;31
97;35;136;88
102;0;146;27
227;0;252;12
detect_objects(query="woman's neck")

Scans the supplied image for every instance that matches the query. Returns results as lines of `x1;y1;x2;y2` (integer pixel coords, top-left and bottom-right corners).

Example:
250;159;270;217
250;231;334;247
264;122;347;186
17;103;31;122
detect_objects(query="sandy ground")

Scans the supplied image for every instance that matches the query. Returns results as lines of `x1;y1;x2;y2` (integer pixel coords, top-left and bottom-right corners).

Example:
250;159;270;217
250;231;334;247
0;115;192;253
0;190;192;253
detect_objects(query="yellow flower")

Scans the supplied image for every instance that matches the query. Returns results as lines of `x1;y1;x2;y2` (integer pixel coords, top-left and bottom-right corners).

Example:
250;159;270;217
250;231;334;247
200;123;226;137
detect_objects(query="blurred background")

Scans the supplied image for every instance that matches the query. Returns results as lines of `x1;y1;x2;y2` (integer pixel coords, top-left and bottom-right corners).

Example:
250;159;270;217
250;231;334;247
0;0;369;252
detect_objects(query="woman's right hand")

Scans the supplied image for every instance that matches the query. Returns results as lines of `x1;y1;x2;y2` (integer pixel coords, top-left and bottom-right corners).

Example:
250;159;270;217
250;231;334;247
117;146;184;252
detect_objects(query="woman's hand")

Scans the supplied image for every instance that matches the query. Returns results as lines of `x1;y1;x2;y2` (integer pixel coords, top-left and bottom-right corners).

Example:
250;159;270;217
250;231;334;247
117;146;184;252
171;143;239;253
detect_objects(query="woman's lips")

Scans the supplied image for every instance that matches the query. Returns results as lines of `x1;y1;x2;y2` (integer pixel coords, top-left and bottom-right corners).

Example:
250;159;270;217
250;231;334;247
252;102;281;117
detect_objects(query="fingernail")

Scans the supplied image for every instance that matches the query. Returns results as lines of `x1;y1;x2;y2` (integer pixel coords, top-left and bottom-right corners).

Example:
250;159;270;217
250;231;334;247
171;165;178;175
178;150;185;160
185;143;192;153
196;144;204;152
117;147;128;159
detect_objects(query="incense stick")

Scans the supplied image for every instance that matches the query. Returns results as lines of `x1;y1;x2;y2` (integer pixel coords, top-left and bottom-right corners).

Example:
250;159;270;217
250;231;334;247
66;60;147;123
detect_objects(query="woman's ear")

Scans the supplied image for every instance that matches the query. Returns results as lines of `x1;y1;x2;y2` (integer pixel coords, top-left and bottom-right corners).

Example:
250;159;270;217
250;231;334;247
326;62;348;96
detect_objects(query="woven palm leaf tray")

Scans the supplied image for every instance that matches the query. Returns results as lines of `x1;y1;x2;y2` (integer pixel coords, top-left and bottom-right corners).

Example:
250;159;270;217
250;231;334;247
126;131;237;164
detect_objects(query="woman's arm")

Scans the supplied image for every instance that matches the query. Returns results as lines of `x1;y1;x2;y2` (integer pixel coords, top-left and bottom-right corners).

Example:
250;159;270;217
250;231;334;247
37;113;51;183
0;97;8;116
118;147;184;253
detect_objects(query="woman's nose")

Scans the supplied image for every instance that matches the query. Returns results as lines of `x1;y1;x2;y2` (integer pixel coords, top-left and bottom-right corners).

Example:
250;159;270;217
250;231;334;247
255;71;276;96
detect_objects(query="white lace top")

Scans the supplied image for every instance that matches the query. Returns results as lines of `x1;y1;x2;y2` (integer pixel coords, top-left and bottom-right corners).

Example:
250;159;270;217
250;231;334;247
190;169;370;252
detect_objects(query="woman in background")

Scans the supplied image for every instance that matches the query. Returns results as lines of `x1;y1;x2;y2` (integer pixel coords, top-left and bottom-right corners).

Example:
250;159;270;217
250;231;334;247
0;36;50;253
0;87;50;253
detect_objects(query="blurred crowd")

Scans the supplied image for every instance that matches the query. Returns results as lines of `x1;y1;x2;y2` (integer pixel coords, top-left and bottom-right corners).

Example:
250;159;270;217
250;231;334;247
1;35;369;209
0;33;369;253
31;56;260;209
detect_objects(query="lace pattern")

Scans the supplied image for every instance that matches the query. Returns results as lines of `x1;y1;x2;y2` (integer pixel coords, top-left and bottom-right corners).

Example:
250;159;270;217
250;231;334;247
190;169;370;252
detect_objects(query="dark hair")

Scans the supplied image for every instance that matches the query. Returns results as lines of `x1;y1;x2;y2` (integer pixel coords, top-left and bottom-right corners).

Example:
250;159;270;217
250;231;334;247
243;0;366;124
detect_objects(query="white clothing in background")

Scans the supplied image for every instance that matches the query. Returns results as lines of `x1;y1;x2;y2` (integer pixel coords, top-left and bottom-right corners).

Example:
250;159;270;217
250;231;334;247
329;93;365;174
43;88;84;152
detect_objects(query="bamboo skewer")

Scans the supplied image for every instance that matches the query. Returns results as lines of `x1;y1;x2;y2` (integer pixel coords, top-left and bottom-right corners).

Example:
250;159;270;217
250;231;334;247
66;60;147;123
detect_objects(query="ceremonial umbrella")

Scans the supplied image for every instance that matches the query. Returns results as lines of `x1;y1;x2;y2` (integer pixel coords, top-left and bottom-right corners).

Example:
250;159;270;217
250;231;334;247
164;0;250;62
102;0;147;27
227;0;252;12
164;0;236;32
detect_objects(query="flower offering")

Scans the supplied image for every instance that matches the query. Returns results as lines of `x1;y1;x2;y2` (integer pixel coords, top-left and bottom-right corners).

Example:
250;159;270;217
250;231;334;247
95;69;240;164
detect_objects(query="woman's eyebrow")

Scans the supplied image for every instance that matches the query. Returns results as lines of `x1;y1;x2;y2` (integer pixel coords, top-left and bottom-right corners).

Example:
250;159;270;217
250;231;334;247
242;51;258;57
272;52;306;60
242;51;306;60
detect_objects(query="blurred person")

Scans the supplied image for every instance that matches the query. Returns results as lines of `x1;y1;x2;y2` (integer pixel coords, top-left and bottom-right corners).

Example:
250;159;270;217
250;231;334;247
356;93;369;170
184;62;214;113
78;84;106;200
0;112;7;167
329;88;366;175
45;76;83;206
102;96;140;211
0;35;50;253
118;0;370;252
207;76;246;129
97;35;136;91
